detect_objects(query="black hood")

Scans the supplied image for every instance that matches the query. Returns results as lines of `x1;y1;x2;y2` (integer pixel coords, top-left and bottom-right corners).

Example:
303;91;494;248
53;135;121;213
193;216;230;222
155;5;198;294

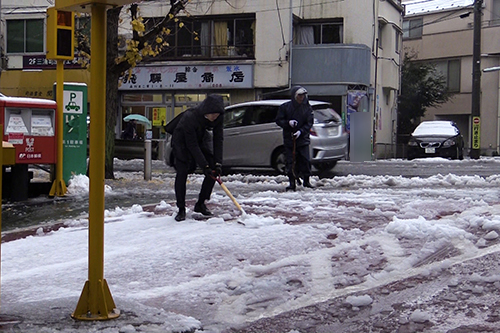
199;94;225;115
290;86;309;107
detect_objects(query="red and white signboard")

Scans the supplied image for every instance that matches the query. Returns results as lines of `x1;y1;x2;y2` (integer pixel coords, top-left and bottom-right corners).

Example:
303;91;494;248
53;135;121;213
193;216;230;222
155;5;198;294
8;133;24;145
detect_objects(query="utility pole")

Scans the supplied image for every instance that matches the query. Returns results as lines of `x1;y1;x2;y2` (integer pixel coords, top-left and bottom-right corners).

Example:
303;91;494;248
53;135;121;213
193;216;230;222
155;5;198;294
470;0;483;159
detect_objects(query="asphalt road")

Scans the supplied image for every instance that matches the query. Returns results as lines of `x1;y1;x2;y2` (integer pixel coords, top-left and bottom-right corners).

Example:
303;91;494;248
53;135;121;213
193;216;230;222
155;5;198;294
327;158;500;178
224;157;500;178
4;157;500;233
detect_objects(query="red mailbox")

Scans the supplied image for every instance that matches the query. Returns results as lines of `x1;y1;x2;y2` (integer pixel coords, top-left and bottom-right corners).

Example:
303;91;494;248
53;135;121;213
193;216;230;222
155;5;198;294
0;95;57;164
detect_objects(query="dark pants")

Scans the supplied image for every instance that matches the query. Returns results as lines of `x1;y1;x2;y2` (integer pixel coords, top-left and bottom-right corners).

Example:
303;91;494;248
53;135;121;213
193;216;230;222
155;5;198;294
285;144;311;178
174;158;216;210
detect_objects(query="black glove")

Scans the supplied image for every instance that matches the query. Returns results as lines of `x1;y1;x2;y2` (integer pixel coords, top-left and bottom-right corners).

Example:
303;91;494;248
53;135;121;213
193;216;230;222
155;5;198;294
203;165;214;178
215;163;222;177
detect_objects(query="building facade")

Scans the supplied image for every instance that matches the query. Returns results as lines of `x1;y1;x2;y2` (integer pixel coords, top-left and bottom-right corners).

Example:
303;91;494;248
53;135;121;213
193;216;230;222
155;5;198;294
120;0;404;158
403;0;500;156
0;0;404;159
0;0;91;100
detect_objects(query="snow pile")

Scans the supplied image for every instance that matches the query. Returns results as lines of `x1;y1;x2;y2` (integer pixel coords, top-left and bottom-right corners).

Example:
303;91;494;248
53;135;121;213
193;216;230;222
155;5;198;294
4;161;500;332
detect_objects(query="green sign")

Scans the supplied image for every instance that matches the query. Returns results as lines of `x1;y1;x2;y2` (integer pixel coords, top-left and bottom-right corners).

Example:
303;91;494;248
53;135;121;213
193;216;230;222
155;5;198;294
60;83;88;183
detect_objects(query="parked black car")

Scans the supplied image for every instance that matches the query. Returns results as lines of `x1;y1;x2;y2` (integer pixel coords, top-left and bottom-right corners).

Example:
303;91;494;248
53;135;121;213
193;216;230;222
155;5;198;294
407;121;464;160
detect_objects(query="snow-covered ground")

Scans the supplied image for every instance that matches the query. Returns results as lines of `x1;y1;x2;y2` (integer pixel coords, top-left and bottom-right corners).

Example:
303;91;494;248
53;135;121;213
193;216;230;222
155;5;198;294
2;158;500;332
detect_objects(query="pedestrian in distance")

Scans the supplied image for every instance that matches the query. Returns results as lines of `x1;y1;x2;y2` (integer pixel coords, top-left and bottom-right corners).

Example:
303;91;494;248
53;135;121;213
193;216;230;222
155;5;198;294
121;119;137;140
170;94;225;221
276;86;314;191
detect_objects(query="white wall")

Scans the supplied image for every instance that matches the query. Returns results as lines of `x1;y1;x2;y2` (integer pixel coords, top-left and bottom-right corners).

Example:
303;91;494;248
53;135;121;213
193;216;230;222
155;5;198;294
1;0;49;69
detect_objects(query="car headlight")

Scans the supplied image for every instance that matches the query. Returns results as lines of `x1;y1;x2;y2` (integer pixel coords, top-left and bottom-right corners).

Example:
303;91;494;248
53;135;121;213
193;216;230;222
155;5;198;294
442;139;456;147
408;140;418;147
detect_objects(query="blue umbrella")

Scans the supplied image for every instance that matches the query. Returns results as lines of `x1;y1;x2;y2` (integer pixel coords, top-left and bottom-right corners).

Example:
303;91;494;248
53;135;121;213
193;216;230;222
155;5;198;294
123;114;152;129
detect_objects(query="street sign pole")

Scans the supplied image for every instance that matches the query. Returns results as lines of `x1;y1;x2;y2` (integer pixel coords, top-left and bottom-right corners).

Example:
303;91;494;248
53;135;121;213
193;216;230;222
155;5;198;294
49;60;68;196
47;7;75;196
56;0;142;323
470;0;482;159
71;3;119;321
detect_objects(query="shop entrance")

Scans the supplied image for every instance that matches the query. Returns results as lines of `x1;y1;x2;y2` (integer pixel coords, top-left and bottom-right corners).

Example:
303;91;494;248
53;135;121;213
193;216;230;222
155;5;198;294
120;92;232;140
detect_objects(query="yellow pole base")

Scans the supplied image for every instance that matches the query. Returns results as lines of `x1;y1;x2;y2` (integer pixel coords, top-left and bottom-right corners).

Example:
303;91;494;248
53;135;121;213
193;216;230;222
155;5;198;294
72;279;120;321
49;179;67;197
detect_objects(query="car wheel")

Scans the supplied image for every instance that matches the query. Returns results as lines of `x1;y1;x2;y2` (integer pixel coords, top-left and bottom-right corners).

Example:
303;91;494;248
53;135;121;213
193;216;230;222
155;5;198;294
272;147;286;174
315;161;337;172
459;146;464;160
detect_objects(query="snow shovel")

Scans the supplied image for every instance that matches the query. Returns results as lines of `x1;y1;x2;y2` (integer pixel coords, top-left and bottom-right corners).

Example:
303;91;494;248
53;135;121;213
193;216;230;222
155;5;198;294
212;175;247;220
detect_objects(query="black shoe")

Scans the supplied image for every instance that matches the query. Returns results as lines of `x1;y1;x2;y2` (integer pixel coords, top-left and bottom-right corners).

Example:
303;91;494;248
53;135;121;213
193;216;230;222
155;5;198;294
302;176;314;188
303;178;314;188
175;208;186;221
194;202;213;216
286;174;295;191
286;176;296;191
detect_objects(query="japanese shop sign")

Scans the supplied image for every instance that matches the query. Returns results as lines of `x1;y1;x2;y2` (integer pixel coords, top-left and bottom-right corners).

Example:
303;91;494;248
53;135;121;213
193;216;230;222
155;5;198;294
472;116;480;150
152;107;166;127
119;64;253;90
23;54;84;70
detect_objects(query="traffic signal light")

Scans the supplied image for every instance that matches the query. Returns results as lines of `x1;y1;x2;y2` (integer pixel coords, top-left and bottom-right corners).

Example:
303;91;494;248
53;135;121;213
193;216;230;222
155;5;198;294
46;7;75;60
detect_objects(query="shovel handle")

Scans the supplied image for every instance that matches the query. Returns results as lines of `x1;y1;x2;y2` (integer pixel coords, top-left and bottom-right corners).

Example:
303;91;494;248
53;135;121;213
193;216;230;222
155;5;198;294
213;175;244;212
220;182;243;211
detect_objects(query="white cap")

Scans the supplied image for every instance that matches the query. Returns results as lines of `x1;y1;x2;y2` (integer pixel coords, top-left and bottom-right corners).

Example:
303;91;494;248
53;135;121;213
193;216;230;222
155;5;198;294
295;87;307;98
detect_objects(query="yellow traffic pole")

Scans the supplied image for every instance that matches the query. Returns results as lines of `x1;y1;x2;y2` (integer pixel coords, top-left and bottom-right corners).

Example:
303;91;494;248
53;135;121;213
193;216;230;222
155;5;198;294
49;60;67;197
0;125;3;305
72;3;118;320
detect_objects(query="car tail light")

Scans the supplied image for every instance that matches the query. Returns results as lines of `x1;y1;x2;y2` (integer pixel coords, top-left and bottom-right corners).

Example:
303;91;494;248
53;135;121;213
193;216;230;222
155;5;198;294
310;128;318;136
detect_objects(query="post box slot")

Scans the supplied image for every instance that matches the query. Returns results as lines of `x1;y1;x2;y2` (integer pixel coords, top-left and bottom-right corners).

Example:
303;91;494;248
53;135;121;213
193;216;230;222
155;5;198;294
4;108;55;137
5;109;29;135
31;111;55;136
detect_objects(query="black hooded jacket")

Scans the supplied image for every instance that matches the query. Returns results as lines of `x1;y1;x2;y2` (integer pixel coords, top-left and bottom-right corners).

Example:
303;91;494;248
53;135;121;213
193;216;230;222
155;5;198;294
275;86;314;147
171;94;224;168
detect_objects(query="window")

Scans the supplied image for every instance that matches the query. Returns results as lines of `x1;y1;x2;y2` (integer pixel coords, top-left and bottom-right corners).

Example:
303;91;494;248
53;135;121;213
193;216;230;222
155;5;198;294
7;19;44;53
144;15;255;60
250;106;278;125
224;107;247;128
296;20;343;45
493;0;500;25
395;29;402;53
378;22;385;49
429;59;461;92
403;18;423;39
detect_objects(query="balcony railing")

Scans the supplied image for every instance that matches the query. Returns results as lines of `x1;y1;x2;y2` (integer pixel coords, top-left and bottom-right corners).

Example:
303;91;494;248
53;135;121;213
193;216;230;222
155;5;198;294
146;44;255;61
